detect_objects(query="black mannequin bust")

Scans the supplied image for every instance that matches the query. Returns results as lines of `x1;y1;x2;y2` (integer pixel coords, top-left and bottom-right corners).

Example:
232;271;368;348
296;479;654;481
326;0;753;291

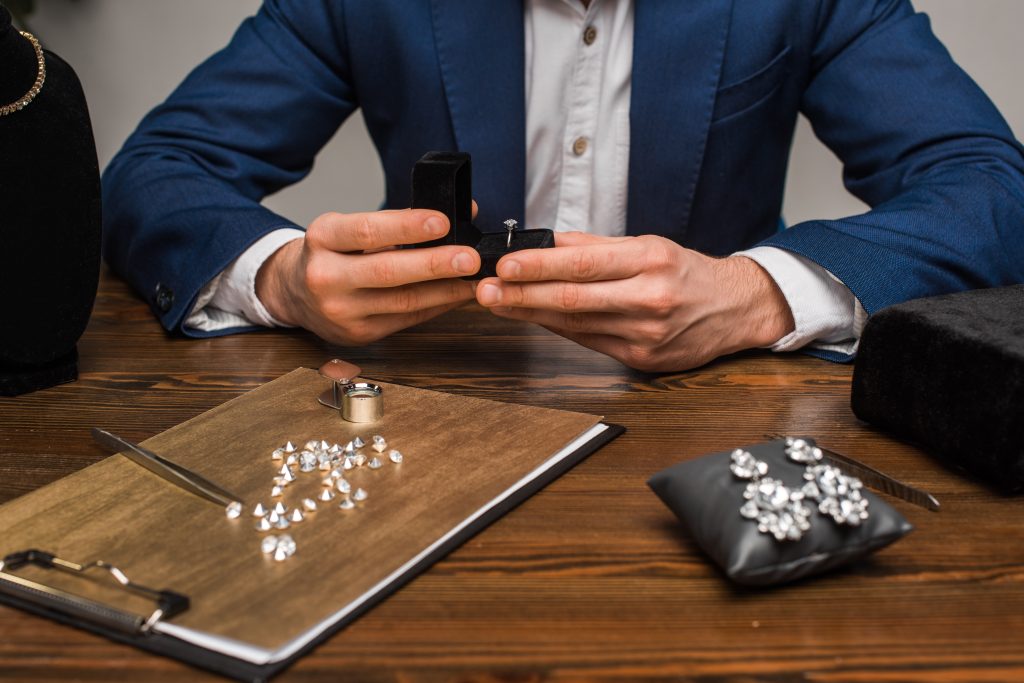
0;4;101;396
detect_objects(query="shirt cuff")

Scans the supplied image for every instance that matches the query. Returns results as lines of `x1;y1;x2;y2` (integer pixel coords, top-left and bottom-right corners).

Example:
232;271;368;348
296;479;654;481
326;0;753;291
184;228;305;333
735;246;866;356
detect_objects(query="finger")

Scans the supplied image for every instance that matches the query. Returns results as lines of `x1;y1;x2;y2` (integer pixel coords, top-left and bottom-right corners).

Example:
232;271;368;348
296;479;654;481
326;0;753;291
476;277;636;314
353;278;477;316
319;300;466;346
488;305;631;337
345;245;480;287
541;326;649;367
496;240;647;283
489;313;644;368
363;301;468;339
553;231;632;247
307;208;450;252
472;200;479;220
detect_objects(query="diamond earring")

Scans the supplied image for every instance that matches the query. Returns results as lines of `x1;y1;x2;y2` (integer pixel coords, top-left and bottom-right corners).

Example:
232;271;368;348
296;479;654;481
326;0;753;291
784;437;870;526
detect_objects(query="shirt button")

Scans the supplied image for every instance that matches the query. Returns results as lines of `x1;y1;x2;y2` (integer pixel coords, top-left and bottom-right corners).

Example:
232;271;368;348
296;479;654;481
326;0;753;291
572;136;589;156
583;25;598;45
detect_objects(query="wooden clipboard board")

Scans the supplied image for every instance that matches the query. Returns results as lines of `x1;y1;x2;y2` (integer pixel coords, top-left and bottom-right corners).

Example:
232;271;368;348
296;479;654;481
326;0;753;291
0;368;623;681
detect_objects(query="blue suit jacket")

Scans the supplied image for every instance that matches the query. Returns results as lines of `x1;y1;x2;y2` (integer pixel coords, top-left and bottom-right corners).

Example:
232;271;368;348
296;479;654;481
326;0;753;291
103;0;1024;355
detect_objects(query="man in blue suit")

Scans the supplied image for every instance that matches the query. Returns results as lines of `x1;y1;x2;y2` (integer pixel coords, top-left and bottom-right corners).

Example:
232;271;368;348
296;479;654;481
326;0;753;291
103;1;1024;371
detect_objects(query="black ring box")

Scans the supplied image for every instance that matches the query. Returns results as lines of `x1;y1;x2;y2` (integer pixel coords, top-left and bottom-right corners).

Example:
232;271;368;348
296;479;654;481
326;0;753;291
851;285;1024;493
405;151;553;278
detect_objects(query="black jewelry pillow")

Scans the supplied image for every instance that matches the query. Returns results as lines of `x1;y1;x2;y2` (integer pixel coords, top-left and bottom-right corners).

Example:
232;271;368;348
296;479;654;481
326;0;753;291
648;439;913;586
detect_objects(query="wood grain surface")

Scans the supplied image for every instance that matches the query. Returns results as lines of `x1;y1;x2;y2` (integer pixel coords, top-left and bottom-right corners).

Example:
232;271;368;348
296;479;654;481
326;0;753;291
1;268;1022;682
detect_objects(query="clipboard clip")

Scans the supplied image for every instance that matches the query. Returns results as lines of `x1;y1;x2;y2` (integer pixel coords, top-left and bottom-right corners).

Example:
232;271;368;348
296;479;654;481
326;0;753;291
0;549;189;636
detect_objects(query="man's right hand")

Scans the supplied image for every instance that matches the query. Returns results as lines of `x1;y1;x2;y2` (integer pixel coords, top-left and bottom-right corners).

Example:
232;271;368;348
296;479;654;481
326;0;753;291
255;209;480;345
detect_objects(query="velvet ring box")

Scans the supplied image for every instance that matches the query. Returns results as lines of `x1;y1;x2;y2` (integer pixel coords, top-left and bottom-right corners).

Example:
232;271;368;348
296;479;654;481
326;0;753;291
405;151;554;278
851;285;1024;493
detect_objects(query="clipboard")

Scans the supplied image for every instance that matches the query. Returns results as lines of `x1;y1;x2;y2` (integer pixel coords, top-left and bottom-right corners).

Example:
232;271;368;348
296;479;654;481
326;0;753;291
0;368;623;681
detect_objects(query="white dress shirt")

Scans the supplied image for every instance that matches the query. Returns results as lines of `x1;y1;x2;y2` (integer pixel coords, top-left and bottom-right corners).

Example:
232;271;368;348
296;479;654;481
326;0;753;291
187;0;864;355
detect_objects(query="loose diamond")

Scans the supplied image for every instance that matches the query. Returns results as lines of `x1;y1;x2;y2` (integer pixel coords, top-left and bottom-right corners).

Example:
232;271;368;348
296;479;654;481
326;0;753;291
285;453;298;466
389;449;403;464
273;516;291;530
271;448;285;461
336;478;351;494
353;453;367;467
274;534;296;561
252;503;267;517
338;498;355;510
302;498;318;512
289;509;305;523
371;435;386;452
329;443;342;455
268;510;282;524
283;441;297;453
255;516;273;532
304;440;319;451
261;535;278;554
318;489;336;502
322;476;335;487
353;488;368;502
225;501;243;519
271;485;284;498
272;502;287;516
342;456;355;470
299;451;317;473
368;457;383;469
352;437;366;449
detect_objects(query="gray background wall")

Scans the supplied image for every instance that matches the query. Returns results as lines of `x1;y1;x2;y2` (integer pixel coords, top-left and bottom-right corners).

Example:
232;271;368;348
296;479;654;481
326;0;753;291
26;0;1024;230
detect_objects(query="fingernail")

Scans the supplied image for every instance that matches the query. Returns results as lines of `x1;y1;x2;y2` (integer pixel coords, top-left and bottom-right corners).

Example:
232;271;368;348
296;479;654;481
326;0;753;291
478;283;502;306
452;252;474;274
500;260;522;279
425;217;447;236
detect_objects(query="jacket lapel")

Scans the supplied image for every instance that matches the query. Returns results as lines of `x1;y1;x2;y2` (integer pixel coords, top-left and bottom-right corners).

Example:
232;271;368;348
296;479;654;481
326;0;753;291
627;0;733;240
431;0;526;232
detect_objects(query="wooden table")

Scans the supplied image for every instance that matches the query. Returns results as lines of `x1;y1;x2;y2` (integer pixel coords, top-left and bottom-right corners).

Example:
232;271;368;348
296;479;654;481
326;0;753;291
1;270;1022;682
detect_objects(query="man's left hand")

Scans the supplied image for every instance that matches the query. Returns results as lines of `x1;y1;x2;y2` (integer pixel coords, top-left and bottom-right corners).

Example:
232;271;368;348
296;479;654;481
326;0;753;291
475;232;795;371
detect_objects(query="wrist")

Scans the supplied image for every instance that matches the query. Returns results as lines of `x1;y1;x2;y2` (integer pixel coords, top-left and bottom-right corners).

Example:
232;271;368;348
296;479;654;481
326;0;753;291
255;239;303;327
718;255;795;349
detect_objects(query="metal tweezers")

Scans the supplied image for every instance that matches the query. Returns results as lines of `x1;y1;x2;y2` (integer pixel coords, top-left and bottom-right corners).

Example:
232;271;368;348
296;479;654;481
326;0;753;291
766;434;940;512
92;428;242;508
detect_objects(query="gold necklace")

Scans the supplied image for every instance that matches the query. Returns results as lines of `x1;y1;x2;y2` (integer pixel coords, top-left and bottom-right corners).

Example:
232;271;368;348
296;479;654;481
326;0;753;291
0;30;47;116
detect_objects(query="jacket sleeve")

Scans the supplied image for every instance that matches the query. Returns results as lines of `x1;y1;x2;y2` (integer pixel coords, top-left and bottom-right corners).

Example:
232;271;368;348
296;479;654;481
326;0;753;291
760;0;1024;352
101;0;356;335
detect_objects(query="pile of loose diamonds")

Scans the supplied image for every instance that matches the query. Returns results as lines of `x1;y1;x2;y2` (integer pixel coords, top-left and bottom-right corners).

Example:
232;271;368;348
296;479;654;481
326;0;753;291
225;435;404;561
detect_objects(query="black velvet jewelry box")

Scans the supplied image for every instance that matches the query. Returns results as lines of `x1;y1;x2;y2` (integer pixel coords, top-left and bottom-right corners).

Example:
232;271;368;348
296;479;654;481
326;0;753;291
405;151;554;278
851;285;1024;493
